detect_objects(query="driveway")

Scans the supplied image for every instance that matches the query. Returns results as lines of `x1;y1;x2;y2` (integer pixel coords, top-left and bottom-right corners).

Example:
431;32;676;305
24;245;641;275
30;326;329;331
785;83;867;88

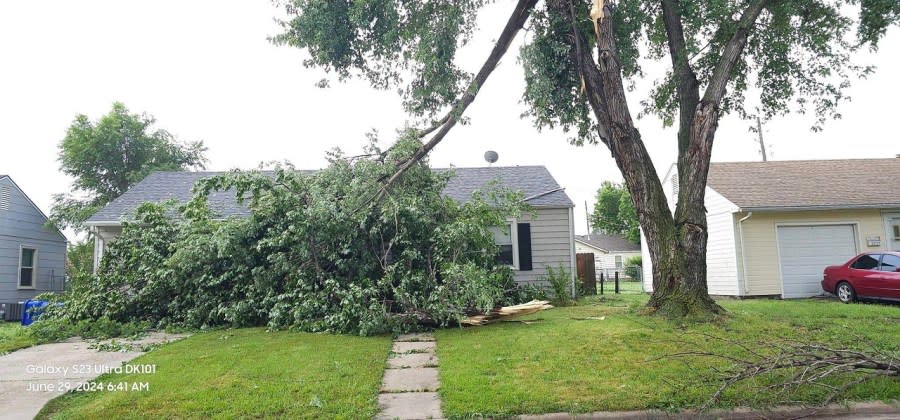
0;333;185;420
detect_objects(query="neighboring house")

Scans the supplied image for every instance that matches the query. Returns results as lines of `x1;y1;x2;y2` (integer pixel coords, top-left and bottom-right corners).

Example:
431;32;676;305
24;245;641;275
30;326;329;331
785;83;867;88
0;175;67;319
574;233;640;278
84;166;576;287
641;158;900;299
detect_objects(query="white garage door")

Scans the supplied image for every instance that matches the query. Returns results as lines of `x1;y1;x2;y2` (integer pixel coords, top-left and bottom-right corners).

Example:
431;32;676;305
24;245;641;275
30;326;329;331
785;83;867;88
777;225;857;298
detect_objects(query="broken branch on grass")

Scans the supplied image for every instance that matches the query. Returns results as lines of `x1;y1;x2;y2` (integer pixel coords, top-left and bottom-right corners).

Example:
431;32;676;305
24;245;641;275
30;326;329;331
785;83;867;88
660;334;899;412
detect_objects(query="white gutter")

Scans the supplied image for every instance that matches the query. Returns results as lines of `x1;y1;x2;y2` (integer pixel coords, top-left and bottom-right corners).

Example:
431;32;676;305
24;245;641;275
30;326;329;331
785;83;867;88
737;211;753;296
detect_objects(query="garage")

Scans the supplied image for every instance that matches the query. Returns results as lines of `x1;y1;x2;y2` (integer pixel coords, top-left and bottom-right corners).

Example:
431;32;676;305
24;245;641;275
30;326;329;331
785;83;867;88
776;225;858;298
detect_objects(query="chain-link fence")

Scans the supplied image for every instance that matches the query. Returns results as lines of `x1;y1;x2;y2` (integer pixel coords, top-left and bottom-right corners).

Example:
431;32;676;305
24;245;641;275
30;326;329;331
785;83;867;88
595;265;644;294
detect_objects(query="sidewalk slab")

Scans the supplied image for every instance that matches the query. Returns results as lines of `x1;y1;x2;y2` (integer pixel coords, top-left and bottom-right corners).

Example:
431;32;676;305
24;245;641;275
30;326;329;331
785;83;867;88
396;333;435;342
392;341;435;354
377;392;443;420
387;352;438;369
382;367;440;392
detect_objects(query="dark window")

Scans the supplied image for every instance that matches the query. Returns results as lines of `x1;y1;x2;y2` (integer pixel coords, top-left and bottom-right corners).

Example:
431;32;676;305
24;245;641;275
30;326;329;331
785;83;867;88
879;254;900;272
20;247;35;287
497;244;514;266
851;254;880;270
490;225;515;266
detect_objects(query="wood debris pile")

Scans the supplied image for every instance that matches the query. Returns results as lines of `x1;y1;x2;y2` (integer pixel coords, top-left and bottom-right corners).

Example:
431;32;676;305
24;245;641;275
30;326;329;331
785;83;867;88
460;300;553;326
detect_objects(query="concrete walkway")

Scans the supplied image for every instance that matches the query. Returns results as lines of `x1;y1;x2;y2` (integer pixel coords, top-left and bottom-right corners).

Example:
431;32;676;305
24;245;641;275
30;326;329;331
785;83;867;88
0;332;186;420
376;332;444;420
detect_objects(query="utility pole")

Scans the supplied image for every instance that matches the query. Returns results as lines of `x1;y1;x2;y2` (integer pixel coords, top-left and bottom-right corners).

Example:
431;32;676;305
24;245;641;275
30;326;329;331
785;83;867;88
584;201;591;238
756;116;768;162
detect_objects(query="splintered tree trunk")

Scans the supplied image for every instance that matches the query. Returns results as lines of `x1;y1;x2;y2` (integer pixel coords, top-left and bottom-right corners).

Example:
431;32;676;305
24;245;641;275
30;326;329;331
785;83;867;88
546;0;726;317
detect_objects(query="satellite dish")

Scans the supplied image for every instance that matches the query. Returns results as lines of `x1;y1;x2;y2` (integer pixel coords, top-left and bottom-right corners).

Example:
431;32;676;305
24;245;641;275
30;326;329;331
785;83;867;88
484;150;499;164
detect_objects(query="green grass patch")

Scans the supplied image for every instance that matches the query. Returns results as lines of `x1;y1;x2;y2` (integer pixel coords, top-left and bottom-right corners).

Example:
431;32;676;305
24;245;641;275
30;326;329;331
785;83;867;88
435;295;900;417
38;328;392;419
0;321;37;354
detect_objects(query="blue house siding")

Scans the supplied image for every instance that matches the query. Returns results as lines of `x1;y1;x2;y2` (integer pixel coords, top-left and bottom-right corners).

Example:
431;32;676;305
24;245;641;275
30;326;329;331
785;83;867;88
0;176;67;304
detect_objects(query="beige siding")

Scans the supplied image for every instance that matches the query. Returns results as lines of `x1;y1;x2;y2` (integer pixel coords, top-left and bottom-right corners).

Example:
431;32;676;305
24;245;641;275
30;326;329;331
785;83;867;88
739;209;888;296
514;208;575;286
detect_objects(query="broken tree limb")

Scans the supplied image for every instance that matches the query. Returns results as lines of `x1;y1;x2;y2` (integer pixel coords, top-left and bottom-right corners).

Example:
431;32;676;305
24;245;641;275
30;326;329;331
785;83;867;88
461;300;553;326
371;0;539;205
656;333;900;412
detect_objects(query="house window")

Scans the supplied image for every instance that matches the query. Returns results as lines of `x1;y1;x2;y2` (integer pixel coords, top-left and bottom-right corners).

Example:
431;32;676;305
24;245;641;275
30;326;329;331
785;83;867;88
893;223;900;241
615;255;623;269
490;221;518;269
19;247;37;288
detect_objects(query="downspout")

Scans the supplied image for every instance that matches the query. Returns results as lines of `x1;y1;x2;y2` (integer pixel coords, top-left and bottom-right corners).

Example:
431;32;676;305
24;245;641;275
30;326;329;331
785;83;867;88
737;211;753;296
568;207;577;298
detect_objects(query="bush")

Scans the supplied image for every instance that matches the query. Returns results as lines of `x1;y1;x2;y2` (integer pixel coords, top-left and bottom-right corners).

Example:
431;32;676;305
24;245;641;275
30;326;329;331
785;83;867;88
544;264;574;306
46;137;530;336
624;255;642;280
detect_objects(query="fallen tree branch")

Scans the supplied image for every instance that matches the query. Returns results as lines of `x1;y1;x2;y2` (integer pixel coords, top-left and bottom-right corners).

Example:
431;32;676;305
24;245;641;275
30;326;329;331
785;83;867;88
660;334;900;412
372;0;539;204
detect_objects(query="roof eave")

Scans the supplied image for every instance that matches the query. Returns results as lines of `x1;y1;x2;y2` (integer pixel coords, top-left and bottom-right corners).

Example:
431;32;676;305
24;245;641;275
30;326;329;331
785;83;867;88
738;203;900;212
574;238;609;253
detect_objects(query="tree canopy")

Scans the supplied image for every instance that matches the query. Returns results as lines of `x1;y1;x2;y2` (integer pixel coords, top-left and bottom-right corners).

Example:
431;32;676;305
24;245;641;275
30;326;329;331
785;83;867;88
591;181;640;244
51;102;206;232
275;0;897;133
274;0;898;317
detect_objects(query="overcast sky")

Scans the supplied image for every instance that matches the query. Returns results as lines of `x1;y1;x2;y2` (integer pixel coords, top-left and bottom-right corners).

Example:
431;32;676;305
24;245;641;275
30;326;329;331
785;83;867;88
1;1;898;242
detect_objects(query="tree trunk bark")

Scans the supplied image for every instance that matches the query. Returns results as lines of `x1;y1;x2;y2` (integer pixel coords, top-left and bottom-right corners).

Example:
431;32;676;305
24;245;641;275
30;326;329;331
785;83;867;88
550;0;724;317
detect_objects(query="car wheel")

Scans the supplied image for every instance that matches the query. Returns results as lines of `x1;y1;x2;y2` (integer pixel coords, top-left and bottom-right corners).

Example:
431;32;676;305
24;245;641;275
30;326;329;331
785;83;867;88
836;282;856;304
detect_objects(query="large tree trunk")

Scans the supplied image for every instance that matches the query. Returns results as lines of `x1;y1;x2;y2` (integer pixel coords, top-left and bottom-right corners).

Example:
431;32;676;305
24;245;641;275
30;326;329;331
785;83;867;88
547;0;754;317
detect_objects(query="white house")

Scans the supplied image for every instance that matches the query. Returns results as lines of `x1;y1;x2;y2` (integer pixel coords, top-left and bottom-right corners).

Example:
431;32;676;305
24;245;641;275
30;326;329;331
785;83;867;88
574;233;641;279
641;158;900;298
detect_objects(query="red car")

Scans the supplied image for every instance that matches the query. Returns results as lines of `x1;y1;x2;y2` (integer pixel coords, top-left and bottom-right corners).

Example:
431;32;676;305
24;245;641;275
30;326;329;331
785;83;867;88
821;251;900;303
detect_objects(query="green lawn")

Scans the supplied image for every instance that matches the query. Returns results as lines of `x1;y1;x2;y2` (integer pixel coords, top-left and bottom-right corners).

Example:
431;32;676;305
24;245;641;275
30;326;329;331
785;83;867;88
435;295;900;417
0;321;37;354
38;328;392;419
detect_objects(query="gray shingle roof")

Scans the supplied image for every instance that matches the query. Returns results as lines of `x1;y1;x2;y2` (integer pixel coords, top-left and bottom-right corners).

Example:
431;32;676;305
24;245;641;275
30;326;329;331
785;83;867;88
86;166;573;224
575;234;640;252
708;158;900;210
439;166;573;208
86;171;265;223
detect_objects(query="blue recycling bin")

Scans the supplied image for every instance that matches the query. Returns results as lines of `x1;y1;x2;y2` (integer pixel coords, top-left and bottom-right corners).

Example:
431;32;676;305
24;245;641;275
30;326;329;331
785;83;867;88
21;299;49;326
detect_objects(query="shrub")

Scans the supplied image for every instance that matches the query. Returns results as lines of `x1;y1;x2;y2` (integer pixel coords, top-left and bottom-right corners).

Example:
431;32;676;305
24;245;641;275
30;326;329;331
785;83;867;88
46;137;530;336
543;264;574;306
624;255;642;280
